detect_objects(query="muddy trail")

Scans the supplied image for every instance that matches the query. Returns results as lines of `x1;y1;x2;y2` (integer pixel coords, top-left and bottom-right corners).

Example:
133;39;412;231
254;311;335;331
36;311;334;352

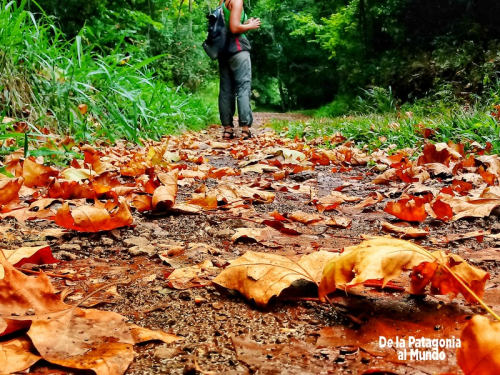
1;112;500;375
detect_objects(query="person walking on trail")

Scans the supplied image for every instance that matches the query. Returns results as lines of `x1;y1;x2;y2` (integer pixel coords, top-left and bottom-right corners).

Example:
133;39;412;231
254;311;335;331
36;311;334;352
219;0;260;140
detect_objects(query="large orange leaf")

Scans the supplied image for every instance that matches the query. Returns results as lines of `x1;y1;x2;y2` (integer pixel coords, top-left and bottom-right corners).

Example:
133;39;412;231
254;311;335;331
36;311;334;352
54;200;133;232
318;237;488;303
457;316;500;375
384;196;428;222
22;158;58;188
3;245;59;267
214;251;338;307
0;336;41;373
152;170;178;211
0;178;24;206
48;178;97;200
408;252;489;303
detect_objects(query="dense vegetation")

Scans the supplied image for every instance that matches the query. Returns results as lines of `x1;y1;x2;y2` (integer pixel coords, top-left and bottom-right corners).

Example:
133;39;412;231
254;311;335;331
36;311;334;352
2;0;500;146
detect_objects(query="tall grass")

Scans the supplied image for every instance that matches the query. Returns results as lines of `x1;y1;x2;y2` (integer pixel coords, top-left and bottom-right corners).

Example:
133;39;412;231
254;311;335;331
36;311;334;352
272;87;500;153
0;0;217;145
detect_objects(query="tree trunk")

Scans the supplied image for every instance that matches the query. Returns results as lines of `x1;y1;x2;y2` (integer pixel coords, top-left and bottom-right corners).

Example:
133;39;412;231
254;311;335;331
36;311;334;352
177;0;186;29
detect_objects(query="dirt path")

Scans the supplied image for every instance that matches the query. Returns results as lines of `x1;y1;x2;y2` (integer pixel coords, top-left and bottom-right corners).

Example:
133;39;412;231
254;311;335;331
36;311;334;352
2;112;499;374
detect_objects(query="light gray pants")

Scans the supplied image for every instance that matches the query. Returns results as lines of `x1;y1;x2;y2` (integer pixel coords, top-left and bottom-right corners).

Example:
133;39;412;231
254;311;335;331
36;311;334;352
218;51;253;127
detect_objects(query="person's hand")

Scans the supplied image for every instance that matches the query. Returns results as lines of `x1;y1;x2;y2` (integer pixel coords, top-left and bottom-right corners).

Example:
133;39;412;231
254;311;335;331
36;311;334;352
246;17;261;30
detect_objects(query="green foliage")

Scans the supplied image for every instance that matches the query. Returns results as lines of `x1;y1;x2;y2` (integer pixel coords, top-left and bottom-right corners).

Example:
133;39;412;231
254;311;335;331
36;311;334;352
273;97;500;154
0;0;217;143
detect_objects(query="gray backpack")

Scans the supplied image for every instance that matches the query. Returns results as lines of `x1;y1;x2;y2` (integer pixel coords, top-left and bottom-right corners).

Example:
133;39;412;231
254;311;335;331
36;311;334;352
202;6;227;60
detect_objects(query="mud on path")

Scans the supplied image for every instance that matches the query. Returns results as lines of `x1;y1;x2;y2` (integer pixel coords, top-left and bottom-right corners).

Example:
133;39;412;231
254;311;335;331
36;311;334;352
2;112;500;375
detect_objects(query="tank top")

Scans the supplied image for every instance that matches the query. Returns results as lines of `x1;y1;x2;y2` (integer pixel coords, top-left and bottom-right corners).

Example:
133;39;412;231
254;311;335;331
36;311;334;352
220;0;252;56
222;1;248;36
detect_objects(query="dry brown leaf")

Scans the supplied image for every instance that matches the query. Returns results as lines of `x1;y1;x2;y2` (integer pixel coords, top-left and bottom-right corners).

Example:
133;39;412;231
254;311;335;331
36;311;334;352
381;221;429;238
2;245;59;267
318;237;431;300
213;251;338;307
351;192;385;210
60;167;96;182
130;325;184;344
241;164;280;174
314;192;361;213
457;315;500;375
441;230;491;243
167;260;219;289
0;336;41;373
153;170;179;211
188;191;218;210
409;251;489;303
0;178;24;206
55;200;133;232
216;184;275;204
0;253;68;318
384;196;428;222
231;228;276;243
26;307;135;375
208;140;231;149
441;196;500;221
22;158;58;188
319;237;489;303
288;211;324;225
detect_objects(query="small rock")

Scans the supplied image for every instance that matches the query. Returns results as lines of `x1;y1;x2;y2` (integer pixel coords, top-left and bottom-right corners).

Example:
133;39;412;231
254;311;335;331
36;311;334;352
101;238;114;246
124;237;150;248
54;251;78;261
215;228;234;238
205;226;217;236
290;171;315;182
94;246;104;253
109;229;121;241
154;347;180;360
25;308;35;316
158;288;175;295
212;301;224;310
226;219;246;229
128;245;156;257
59;244;81;251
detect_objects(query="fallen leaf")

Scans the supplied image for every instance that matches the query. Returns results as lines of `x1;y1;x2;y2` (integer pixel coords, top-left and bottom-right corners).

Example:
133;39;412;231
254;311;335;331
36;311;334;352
0;178;24;206
319;237;488;303
214;251;338;307
153;170;179;211
167;259;218;289
55;200;133;232
2;245;59;267
381;221;429;238
231;228;274;243
457;315;500;375
441;230;491;243
130;325;184;344
27;307;135;375
60;167;96;182
384;196;428;222
22;158;58;188
0;336;41;373
241;164;280;174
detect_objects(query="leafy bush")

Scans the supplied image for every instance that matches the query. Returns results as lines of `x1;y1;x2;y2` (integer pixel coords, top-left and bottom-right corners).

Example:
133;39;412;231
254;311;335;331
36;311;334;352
0;0;217;143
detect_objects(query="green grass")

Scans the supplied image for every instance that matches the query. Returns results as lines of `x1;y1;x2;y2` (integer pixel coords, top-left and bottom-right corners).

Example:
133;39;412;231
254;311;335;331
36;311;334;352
271;103;500;154
0;0;218;151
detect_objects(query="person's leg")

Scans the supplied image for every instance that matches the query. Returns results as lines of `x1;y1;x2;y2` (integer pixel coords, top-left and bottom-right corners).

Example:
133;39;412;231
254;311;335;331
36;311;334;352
229;51;253;138
218;57;236;138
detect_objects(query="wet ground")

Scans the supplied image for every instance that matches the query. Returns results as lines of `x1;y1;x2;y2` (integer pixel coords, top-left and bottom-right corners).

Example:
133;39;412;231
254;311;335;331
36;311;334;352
3;113;500;374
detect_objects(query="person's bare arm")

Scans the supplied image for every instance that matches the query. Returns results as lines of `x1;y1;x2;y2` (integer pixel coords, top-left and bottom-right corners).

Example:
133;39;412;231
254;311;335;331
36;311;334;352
228;0;260;34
